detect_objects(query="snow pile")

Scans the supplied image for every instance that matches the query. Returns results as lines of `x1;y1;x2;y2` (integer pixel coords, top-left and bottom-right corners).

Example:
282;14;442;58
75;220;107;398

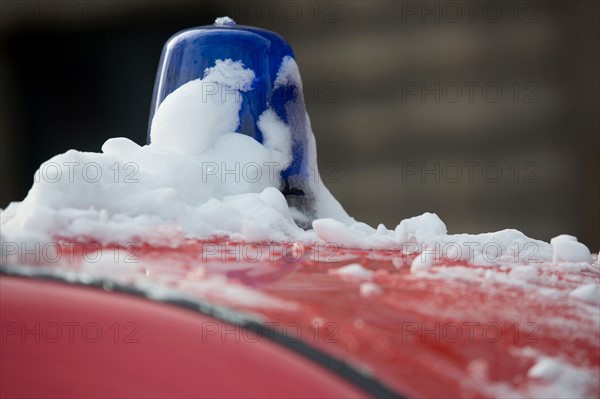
0;58;346;248
551;235;593;263
0;55;595;269
359;282;383;297
315;212;558;266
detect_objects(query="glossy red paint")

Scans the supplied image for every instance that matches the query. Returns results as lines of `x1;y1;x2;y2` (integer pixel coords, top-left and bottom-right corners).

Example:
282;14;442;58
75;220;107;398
1;239;599;398
0;276;367;399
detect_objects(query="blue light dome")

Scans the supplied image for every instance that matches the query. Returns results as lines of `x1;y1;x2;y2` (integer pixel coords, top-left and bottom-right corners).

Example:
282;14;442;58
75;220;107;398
148;18;314;225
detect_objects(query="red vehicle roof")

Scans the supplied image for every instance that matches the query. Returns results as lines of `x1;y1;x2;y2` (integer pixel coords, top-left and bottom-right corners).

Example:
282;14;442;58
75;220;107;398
1;239;599;398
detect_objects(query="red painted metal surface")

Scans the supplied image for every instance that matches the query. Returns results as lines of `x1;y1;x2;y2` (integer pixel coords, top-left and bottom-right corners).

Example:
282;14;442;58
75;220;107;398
0;276;366;398
1;239;599;398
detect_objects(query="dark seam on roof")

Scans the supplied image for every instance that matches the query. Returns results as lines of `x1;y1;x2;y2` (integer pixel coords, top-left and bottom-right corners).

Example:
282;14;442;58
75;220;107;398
1;265;405;399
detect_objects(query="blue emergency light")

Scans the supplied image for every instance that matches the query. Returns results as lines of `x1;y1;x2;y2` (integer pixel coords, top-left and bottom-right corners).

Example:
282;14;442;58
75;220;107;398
148;17;314;227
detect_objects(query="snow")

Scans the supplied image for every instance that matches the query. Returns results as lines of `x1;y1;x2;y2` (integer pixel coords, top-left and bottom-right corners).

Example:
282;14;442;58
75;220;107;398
550;234;577;245
410;251;435;273
527;357;562;380
359;282;383;297
312;219;386;249
0;59;315;248
150;59;255;155
273;56;302;89
0;36;597;399
176;275;299;310
551;234;593;263
328;263;374;281
314;212;555;267
569;283;600;305
396;212;447;240
213;16;236;26
522;355;598;398
0;53;595;271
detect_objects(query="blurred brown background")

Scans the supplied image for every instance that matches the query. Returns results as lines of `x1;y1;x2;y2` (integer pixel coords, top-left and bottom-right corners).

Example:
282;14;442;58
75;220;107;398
0;1;598;249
